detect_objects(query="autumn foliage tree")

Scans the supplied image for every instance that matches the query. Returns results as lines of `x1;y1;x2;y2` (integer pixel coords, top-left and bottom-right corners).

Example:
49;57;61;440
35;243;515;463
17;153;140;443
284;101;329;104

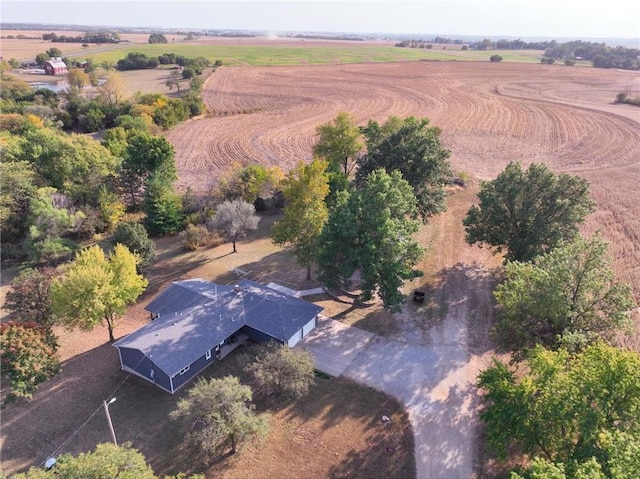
0;322;60;400
272;159;329;279
4;267;58;347
51;244;148;342
313;111;363;176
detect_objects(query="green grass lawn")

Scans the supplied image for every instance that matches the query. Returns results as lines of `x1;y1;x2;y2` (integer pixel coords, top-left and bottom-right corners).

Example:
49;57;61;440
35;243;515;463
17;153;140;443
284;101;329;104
84;43;544;67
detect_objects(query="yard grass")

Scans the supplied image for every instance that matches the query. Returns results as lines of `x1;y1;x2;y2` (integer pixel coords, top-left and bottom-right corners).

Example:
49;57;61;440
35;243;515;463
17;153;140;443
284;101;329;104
0;213;414;478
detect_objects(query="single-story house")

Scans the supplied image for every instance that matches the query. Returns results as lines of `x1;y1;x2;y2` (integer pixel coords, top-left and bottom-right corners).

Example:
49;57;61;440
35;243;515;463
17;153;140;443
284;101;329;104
44;58;68;75
113;279;323;394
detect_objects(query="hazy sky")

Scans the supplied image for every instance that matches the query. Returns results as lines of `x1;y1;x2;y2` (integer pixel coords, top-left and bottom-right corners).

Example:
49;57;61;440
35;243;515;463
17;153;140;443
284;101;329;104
2;0;639;40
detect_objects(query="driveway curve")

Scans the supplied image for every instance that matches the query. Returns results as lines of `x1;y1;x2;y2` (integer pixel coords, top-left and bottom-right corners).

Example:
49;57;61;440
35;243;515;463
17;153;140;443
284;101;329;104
300;263;496;479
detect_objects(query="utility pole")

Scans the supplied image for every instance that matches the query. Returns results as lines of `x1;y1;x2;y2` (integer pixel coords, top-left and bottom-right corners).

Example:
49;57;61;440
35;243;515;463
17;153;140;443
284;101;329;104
103;398;118;446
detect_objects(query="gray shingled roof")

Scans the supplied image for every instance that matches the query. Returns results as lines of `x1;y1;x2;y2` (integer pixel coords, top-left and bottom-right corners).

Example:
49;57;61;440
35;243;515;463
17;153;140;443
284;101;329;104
114;279;322;377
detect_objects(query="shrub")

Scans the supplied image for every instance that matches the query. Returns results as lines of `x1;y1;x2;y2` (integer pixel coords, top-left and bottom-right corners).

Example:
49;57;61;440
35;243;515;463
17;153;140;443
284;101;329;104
490;54;503;62
183;224;219;250
244;341;316;399
27;237;78;266
113;221;157;272
615;91;640;106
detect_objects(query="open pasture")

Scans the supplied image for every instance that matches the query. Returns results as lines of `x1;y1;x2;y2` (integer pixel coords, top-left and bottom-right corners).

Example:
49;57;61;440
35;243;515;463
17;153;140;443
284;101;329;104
168;61;640;300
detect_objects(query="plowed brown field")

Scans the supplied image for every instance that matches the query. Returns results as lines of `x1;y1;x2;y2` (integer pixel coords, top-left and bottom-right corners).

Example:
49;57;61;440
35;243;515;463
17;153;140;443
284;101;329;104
168;62;640;298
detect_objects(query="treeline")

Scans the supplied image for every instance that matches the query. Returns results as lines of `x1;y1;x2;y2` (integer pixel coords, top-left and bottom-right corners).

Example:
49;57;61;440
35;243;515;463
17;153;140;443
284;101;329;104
117;52;212;73
42;31;120;43
544;40;639;70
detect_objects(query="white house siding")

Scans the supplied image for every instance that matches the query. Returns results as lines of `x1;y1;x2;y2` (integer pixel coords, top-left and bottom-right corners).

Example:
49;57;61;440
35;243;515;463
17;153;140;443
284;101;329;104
287;329;304;348
302;315;317;337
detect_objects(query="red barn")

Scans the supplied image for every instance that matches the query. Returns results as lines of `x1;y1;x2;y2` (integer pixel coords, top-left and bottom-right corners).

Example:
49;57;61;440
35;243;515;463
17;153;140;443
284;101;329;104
44;58;67;75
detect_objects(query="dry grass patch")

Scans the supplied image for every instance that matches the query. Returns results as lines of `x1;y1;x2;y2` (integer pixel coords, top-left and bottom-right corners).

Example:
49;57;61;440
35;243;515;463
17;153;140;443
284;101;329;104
1;214;414;477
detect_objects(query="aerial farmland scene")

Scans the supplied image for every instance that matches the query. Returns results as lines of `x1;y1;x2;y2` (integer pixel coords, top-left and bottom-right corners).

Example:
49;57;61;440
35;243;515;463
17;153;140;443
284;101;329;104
1;1;639;478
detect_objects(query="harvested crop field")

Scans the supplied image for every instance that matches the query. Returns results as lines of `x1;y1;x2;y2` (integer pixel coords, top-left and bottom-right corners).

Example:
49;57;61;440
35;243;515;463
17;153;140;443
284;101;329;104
168;61;640;299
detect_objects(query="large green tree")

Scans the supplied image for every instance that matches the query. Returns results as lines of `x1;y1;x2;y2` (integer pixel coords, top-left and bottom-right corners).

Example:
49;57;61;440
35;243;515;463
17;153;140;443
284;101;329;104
313;111;363;176
51;244;148;342
171;376;267;456
208;199;260;253
121;131;176;208
244;341;316;399
317;169;424;311
478;343;640;478
8;128;119;203
494;234;634;351
463;162;595;262
0;160;37;242
357;116;452;220
272;159;329;280
12;443;203;479
0;322;60;400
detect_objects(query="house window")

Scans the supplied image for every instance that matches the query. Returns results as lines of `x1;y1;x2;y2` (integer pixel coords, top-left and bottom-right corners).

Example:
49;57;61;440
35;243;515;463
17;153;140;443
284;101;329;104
206;350;212;360
179;365;190;375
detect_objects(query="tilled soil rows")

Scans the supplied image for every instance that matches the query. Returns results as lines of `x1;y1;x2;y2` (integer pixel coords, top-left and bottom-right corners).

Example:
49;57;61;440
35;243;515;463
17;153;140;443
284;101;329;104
168;61;640;299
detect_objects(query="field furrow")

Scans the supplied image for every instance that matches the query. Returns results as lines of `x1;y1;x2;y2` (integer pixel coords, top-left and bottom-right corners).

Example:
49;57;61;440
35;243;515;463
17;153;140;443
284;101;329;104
166;62;640;299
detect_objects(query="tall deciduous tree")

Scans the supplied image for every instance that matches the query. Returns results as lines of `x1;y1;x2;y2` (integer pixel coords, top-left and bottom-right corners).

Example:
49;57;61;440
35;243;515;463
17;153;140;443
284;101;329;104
0;322;60;400
463;162;595;262
208;199;260;253
244;341;316;399
51;244;147;342
122;131;177;208
478;343;640;477
171;376;267;456
98;71;127;107
313;112;363;175
0;160;37;242
67;68;89;90
4;268;58;347
317;169;424;311
494;234;634;351
357;116;453;221
272;159;329;280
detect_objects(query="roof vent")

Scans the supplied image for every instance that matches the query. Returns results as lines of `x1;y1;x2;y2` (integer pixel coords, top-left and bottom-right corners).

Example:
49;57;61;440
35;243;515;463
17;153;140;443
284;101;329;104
234;284;242;294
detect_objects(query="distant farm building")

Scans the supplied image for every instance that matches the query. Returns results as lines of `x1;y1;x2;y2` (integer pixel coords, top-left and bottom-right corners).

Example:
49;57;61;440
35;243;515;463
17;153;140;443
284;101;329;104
44;58;67;75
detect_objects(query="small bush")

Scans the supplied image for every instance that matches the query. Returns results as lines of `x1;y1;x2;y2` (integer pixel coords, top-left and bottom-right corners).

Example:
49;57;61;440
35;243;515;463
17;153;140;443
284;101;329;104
183;224;220;250
490;54;503;62
564;58;576;66
615;91;640;106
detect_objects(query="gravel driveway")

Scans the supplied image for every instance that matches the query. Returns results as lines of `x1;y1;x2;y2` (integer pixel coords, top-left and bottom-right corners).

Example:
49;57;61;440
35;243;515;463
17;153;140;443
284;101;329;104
301;264;496;479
